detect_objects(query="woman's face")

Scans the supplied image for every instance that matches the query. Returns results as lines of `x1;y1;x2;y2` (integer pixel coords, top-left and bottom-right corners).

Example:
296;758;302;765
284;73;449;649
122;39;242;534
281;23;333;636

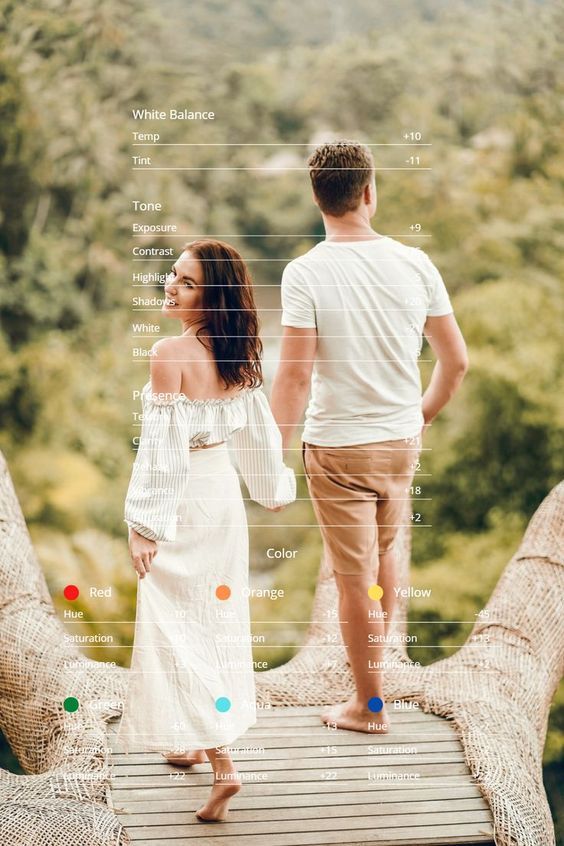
162;250;205;319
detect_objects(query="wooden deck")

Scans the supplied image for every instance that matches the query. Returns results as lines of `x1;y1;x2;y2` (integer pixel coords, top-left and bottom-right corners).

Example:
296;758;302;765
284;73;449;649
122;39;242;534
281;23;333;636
107;706;494;846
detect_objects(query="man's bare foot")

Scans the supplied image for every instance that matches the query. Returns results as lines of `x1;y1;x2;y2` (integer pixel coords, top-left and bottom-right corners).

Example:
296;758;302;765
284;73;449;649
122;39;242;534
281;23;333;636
161;749;207;766
321;697;389;733
195;771;241;822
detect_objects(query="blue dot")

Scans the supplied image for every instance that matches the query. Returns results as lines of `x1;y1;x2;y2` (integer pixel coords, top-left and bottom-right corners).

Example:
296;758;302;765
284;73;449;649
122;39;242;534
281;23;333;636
368;696;384;713
215;696;231;712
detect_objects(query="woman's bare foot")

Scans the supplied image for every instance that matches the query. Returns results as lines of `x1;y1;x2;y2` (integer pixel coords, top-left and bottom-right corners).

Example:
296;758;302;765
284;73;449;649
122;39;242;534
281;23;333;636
321;696;389;733
195;771;241;822
161;749;207;766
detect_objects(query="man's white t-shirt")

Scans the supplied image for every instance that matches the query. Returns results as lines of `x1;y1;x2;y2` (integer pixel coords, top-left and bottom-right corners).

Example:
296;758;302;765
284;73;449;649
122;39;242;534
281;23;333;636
280;236;453;446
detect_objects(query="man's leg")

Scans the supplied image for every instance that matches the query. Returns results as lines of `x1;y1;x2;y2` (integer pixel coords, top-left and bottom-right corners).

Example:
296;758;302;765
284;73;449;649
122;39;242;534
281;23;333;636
321;568;389;732
374;434;422;639
375;547;397;636
303;443;389;732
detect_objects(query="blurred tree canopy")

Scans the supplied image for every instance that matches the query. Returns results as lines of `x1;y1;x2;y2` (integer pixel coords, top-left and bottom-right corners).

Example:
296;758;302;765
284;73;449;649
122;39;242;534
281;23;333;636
2;0;561;535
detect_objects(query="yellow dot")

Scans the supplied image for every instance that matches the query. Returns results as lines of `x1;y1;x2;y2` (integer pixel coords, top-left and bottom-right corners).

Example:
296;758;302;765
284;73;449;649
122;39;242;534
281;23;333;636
368;584;384;601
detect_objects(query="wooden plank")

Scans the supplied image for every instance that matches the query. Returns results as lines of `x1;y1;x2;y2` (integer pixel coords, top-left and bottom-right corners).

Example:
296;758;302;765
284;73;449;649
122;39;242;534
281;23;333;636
112;737;461;767
110;739;457;753
126;829;493;846
110;730;456;750
161;705;443;719
247;712;450;724
124;810;493;838
244;725;452;737
112;787;488;813
108;717;452;736
113;751;466;777
108;709;448;728
111;762;473;790
109;725;459;744
107;712;447;732
111;775;481;802
122;797;490;825
112;773;479;794
236;714;448;727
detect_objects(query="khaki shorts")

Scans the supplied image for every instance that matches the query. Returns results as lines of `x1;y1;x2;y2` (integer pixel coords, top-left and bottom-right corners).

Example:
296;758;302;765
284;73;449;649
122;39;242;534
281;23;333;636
303;437;421;575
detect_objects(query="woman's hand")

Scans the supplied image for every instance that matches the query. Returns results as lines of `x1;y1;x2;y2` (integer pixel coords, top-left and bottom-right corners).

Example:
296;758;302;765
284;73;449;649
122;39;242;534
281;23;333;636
128;528;158;579
264;505;285;512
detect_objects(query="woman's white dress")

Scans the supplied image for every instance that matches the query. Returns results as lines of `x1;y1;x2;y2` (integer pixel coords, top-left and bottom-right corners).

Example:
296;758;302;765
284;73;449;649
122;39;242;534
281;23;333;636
116;382;296;753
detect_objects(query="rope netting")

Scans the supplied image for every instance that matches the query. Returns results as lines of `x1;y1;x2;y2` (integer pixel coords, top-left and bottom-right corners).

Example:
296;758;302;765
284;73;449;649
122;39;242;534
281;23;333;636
0;453;130;845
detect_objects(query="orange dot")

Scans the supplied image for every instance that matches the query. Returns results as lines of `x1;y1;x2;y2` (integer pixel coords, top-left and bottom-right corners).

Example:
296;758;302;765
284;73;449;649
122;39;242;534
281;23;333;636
215;584;231;601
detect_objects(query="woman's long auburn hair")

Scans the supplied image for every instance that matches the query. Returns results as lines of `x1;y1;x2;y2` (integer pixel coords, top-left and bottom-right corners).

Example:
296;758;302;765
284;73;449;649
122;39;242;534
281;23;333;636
182;239;263;389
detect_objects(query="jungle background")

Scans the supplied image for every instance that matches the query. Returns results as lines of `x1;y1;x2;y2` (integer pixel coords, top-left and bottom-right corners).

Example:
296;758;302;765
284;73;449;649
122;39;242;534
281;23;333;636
0;0;563;838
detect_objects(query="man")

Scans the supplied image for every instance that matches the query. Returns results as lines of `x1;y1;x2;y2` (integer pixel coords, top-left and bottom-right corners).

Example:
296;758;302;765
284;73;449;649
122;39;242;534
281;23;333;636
270;140;468;733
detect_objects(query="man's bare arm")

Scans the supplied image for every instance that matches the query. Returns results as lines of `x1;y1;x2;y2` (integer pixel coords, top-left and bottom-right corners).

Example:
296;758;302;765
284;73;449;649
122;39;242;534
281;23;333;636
422;313;469;425
270;327;317;452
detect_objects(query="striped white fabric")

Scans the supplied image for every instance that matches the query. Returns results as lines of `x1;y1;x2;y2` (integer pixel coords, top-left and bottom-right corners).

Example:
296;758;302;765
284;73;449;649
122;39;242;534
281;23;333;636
124;382;296;542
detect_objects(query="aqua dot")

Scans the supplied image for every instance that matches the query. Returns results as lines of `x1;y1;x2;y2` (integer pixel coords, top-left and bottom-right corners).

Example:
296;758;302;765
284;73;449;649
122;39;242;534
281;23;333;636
368;696;384;713
215;697;231;713
64;697;79;713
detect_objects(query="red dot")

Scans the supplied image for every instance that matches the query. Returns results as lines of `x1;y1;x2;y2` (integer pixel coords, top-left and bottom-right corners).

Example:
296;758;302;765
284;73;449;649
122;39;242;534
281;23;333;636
64;585;79;601
215;584;231;601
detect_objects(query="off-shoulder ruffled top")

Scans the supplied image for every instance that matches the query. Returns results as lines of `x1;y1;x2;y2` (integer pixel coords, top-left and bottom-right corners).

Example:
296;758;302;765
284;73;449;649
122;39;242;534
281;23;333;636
124;383;296;542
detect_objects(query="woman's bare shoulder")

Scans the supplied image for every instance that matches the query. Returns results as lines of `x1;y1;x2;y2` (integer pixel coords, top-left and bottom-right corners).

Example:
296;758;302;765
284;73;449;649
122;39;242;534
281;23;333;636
149;336;190;394
155;333;212;360
150;334;216;396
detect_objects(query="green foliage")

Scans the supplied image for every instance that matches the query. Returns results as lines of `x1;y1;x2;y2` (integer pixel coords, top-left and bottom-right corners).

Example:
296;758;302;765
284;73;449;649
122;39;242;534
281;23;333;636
0;54;42;257
436;375;559;530
32;525;136;667
409;510;525;662
416;275;564;538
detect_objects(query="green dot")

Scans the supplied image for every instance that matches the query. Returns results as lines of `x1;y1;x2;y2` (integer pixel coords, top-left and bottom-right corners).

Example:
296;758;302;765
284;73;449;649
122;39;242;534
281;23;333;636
64;697;79;713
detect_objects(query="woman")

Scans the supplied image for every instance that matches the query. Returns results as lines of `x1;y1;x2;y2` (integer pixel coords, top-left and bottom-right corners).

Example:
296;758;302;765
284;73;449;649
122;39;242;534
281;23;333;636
116;239;296;821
